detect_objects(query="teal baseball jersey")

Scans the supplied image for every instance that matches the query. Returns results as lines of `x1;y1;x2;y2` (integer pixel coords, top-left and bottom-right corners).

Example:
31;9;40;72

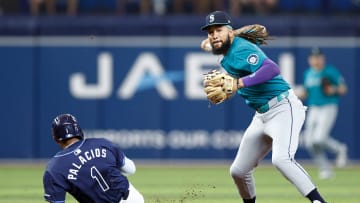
220;37;290;110
303;64;345;106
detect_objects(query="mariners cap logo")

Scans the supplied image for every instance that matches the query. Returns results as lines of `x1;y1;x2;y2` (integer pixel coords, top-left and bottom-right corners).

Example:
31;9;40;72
209;14;215;23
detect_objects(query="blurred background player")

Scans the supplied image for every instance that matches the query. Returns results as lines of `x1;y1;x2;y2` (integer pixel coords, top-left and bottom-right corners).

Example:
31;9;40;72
297;47;348;179
43;113;144;203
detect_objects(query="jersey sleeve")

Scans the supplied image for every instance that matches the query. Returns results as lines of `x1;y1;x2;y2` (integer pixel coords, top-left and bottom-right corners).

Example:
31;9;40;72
101;138;126;168
43;171;66;203
221;39;267;76
327;65;346;85
101;138;134;177
236;49;265;70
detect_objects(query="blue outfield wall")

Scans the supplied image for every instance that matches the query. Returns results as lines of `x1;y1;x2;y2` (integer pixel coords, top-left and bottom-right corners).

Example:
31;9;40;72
0;16;359;160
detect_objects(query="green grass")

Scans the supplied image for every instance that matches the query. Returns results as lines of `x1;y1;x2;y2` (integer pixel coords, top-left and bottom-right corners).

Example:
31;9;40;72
0;162;359;203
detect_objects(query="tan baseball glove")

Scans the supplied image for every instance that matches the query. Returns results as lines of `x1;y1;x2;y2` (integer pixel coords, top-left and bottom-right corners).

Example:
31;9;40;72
203;70;237;104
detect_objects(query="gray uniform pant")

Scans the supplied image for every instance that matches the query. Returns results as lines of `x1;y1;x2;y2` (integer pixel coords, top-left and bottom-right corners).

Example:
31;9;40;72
304;104;344;173
229;90;316;199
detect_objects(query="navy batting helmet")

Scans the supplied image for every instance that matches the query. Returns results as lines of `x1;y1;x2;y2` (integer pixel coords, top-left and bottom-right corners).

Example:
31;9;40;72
51;114;84;141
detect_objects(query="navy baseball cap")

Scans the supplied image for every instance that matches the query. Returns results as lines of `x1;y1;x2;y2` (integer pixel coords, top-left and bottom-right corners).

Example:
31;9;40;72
201;11;232;30
310;47;323;56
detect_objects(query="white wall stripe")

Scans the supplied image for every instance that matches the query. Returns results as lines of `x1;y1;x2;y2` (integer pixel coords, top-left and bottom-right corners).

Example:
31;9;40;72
0;36;359;47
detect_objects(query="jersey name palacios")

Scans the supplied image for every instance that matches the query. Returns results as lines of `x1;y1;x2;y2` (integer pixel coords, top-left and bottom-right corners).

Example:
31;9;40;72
221;37;290;110
43;138;129;203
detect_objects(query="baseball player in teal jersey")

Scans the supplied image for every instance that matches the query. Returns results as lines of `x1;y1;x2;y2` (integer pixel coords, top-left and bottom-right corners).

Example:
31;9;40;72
300;48;348;179
201;11;328;203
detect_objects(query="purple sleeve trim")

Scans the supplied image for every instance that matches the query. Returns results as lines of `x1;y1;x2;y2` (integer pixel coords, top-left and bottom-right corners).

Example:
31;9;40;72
242;58;280;87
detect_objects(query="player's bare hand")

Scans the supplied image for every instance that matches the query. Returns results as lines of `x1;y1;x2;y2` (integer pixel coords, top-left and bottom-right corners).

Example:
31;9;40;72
201;38;212;52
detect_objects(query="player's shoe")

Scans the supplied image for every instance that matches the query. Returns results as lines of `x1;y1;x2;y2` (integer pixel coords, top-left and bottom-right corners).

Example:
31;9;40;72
319;170;333;180
335;145;348;168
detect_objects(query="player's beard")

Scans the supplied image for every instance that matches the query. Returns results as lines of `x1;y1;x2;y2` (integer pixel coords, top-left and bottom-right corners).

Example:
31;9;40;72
212;35;231;55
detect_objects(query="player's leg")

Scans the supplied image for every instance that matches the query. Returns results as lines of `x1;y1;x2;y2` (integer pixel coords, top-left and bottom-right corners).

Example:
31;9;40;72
320;104;348;167
312;105;336;144
312;104;343;177
303;106;318;149
326;137;348;167
121;183;144;203
266;93;327;203
230;115;272;202
304;106;333;178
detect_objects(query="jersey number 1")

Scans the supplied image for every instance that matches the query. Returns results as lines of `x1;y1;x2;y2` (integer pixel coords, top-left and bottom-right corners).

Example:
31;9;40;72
91;166;110;191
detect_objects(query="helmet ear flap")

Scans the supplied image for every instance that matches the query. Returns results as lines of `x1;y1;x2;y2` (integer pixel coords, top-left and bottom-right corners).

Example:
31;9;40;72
51;128;60;142
73;124;84;139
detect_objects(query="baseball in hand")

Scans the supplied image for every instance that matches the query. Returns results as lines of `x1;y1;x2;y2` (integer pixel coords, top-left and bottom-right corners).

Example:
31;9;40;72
201;39;212;52
205;42;212;51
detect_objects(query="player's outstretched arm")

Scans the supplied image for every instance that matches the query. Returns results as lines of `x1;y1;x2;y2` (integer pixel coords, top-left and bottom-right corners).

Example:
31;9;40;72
121;156;136;176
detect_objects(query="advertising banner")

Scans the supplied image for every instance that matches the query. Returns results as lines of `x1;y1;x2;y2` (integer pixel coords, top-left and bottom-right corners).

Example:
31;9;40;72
0;36;358;159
